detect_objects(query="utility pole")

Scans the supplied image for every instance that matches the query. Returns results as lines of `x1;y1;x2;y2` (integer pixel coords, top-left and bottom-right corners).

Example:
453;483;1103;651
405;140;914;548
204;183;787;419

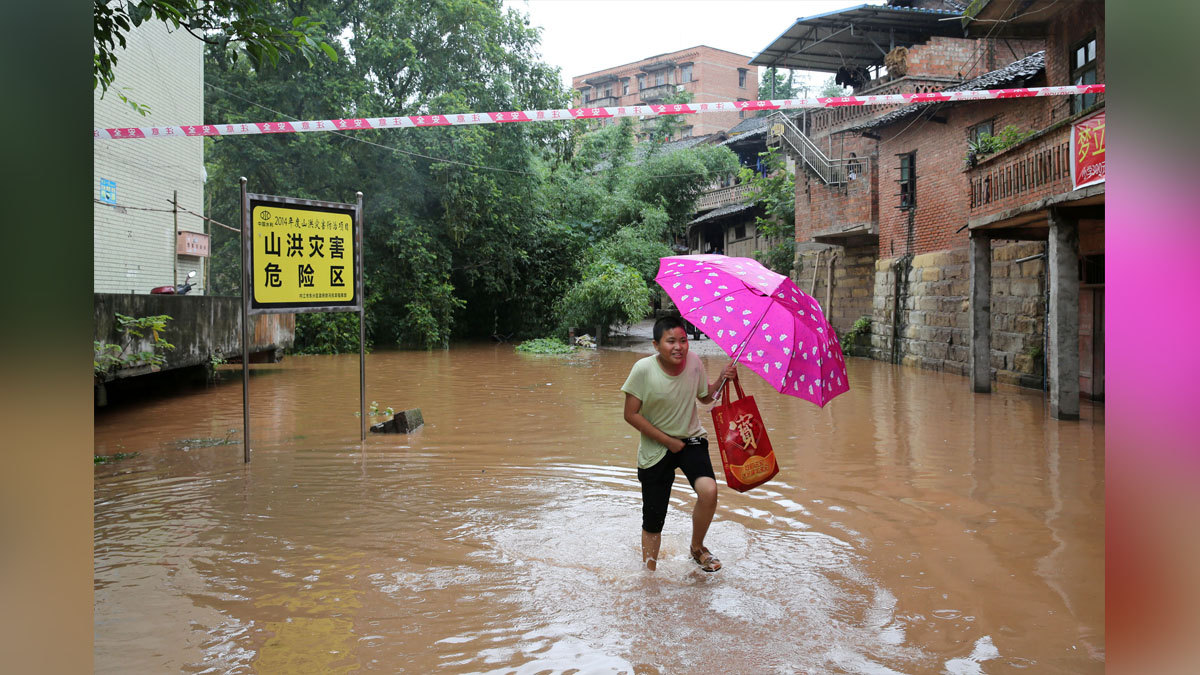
172;189;179;288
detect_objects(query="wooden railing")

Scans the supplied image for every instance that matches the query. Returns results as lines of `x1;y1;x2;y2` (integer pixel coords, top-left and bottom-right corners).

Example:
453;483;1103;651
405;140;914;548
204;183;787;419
969;140;1071;210
695;183;759;211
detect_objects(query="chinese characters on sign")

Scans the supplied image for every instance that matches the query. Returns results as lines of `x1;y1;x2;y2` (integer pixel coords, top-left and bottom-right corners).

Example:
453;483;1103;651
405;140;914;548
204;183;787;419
250;203;356;308
1070;110;1105;190
176;231;210;257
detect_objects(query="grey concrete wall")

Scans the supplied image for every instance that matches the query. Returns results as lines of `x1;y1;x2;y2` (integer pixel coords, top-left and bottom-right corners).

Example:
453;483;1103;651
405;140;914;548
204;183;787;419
95;294;295;380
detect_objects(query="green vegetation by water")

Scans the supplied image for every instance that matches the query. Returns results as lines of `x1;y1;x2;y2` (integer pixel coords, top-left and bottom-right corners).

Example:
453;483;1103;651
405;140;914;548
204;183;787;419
196;1;736;352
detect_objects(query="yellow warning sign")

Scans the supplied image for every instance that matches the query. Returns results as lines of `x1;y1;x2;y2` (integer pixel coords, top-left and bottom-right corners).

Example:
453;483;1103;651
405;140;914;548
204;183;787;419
251;205;355;305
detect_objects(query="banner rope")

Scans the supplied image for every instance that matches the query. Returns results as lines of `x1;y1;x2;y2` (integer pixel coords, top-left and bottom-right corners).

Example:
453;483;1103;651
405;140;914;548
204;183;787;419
95;84;1104;141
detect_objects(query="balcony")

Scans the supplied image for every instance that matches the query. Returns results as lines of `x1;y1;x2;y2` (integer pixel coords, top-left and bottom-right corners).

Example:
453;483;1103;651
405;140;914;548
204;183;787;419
967;122;1074;220
638;84;679;103
695;183;759;212
590;96;620;108
584;73;619;86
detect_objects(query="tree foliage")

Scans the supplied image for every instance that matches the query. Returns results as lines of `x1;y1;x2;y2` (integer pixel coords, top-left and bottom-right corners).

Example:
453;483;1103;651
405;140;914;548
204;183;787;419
201;0;738;349
94;0;337;114
738;146;797;275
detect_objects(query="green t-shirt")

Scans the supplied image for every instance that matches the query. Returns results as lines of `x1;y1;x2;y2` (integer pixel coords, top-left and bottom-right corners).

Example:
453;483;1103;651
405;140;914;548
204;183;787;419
621;352;709;469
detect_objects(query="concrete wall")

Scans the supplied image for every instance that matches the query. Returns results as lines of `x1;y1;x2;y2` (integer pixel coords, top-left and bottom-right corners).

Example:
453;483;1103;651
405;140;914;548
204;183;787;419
94;20;205;294
95;294;295;380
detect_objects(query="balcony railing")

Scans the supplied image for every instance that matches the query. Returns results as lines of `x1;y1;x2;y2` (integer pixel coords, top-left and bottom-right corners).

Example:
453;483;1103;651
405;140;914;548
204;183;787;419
590;96;620;108
639;84;678;103
695;183;759;212
968;124;1073;212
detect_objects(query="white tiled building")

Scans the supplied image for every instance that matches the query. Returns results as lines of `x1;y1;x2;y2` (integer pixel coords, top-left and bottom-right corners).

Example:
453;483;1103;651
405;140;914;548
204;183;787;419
94;19;206;294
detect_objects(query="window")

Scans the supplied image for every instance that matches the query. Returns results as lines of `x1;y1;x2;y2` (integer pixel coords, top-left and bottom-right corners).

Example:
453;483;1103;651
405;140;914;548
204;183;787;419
734;223;746;240
737;98;748;119
898;153;916;209
603;87;612;99
682;126;693;138
622;80;629;95
681;64;693;83
1070;33;1098;115
580;88;590;103
655;71;665;86
969;119;994;143
738;69;748;88
637;74;646;90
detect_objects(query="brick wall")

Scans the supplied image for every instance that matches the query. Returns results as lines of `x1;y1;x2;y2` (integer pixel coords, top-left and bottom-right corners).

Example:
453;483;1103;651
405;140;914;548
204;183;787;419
875;95;1047;259
1044;2;1105;125
94;20;205;294
793;135;877;242
571;46;756;137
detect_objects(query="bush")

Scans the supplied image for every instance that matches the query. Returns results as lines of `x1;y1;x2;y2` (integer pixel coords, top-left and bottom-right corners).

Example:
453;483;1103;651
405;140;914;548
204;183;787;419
515;337;576;354
555;260;652;334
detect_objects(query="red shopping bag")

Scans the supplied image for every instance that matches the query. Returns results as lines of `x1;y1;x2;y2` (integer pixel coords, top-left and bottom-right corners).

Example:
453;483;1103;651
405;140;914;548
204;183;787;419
710;379;779;492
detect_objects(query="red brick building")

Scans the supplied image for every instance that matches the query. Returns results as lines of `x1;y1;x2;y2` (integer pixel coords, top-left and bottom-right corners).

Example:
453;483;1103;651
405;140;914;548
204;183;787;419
571;46;758;140
751;0;1104;419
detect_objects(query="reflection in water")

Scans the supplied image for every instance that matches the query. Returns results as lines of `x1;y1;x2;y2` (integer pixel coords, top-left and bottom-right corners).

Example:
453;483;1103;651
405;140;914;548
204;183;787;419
95;345;1104;673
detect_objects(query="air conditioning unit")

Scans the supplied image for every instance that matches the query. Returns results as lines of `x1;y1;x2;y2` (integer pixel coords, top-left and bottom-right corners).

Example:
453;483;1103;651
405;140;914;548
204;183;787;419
676;85;685;92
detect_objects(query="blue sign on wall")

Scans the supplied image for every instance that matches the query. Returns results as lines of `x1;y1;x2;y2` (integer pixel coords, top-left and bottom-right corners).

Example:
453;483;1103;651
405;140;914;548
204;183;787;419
99;178;117;205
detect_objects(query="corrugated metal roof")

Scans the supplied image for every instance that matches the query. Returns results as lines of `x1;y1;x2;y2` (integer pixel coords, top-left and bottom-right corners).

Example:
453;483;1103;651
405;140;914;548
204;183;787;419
846;50;1045;132
750;3;966;73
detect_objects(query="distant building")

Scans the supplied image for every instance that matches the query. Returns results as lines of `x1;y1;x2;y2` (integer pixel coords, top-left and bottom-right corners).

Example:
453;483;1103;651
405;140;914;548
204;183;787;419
571;46;758;140
94;20;207;294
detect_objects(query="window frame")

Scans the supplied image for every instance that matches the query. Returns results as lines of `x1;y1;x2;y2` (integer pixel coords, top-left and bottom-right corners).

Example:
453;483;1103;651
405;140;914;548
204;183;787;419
968;119;995;144
681;64;693;83
738;68;748;88
898;152;916;210
1069;32;1098;115
637;74;646;90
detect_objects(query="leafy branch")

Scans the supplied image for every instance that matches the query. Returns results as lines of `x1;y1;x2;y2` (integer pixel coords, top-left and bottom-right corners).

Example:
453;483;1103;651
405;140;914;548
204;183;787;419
94;313;175;375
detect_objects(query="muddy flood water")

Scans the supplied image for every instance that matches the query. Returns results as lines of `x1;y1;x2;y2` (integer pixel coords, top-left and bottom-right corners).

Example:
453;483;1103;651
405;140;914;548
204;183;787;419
94;342;1104;674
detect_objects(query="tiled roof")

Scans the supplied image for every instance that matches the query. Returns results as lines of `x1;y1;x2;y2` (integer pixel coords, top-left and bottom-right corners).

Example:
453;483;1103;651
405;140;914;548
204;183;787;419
847;51;1046;132
688;201;756;225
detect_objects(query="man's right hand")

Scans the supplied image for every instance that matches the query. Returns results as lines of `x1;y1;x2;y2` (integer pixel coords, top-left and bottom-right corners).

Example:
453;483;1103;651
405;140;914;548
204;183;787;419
668;438;687;453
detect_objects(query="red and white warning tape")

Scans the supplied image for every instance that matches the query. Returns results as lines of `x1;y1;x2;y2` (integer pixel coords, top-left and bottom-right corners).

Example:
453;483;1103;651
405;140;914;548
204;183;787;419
94;84;1104;140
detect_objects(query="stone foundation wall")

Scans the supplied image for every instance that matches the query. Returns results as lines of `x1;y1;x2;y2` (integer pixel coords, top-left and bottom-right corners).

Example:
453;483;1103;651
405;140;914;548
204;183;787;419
867;241;1047;385
794;242;877;340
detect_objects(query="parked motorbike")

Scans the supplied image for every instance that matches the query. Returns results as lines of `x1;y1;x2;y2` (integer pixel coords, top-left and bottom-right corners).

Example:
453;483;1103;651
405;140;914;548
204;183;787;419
150;270;197;295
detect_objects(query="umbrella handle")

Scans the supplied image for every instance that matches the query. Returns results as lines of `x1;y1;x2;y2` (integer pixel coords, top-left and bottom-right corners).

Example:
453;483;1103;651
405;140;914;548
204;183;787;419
710;358;740;402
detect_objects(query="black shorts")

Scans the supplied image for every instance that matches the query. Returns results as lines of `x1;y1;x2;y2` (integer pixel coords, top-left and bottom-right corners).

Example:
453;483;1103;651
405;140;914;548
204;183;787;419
636;437;716;534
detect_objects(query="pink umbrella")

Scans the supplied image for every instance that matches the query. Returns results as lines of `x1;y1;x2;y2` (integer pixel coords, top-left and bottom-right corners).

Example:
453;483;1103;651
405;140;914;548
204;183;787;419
655;254;850;407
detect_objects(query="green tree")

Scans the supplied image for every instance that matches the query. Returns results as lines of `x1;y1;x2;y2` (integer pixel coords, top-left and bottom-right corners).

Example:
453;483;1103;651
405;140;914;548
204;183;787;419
205;0;570;348
757;68;799;100
94;0;336;114
820;76;851;98
738;146;796;275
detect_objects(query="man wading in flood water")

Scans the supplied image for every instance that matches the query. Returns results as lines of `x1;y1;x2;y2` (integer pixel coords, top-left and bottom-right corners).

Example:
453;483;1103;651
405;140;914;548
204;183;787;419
622;316;738;572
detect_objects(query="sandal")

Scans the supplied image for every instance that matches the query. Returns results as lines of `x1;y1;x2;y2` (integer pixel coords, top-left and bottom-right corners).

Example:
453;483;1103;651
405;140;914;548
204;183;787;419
691;546;722;572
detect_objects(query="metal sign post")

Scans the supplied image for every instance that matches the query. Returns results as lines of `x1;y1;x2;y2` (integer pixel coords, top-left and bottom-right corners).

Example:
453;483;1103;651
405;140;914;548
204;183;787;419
240;178;251;463
239;181;366;462
356;192;366;441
